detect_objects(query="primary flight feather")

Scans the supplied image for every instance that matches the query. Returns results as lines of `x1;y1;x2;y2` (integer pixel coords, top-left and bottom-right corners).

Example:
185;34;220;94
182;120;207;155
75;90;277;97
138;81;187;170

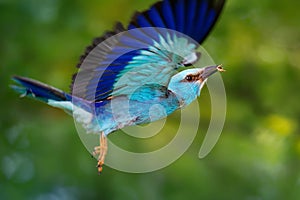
12;0;226;173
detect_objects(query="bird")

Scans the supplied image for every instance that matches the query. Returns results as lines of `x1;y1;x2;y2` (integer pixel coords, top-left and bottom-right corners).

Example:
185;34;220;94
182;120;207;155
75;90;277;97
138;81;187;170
11;0;226;174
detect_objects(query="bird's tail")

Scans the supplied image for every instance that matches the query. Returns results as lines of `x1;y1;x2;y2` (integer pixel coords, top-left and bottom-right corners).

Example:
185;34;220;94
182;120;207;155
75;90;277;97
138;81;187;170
11;76;78;114
11;76;71;103
11;76;95;132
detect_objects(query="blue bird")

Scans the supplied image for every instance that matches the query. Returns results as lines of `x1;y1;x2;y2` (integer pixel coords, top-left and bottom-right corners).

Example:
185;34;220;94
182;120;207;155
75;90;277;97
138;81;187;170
12;0;226;173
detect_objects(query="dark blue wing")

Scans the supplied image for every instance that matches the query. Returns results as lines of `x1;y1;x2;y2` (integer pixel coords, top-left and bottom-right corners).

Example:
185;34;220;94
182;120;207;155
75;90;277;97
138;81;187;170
71;0;225;102
128;0;225;44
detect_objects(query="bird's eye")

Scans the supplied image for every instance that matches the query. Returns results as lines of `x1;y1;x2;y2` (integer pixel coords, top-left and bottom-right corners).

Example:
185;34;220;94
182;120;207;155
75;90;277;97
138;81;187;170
185;75;193;81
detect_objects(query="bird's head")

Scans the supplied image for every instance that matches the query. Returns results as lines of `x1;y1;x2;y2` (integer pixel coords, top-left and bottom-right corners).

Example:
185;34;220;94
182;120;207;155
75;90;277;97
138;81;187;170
168;65;225;107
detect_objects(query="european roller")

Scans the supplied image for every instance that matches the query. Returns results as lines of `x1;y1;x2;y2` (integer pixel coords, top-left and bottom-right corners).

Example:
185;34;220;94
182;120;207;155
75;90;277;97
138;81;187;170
12;0;226;173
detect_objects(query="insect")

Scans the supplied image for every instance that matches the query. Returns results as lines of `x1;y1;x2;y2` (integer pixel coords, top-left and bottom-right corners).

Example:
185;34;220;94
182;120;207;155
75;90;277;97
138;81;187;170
12;0;226;174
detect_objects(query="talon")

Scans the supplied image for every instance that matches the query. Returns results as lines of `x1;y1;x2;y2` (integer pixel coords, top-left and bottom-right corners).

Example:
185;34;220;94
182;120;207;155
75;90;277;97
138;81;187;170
98;167;103;175
97;162;103;174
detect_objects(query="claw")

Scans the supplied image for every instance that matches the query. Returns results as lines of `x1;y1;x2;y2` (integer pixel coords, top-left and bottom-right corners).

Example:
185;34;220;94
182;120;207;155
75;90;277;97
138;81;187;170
97;161;104;175
98;168;102;175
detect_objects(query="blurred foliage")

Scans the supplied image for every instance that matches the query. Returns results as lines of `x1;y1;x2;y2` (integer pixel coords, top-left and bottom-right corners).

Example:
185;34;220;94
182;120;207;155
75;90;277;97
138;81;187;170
1;0;300;199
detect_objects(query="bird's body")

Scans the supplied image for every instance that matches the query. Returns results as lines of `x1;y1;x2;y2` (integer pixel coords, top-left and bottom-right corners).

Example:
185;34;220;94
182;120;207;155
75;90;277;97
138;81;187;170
58;84;181;135
94;84;180;134
18;71;198;136
11;0;226;173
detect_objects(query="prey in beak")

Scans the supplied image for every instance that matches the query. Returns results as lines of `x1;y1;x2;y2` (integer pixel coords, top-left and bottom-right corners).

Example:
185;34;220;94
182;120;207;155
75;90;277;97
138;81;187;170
202;64;225;80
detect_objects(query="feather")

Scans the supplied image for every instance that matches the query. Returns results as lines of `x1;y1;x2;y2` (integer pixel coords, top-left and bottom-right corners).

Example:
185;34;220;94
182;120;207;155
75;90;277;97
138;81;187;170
71;0;226;103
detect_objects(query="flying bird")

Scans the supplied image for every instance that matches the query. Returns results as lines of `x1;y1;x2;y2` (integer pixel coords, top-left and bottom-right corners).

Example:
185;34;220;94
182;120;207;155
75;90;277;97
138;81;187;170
12;0;226;173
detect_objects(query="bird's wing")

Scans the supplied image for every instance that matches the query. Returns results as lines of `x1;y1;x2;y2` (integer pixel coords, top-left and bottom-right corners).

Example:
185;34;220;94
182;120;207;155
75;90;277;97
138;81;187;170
71;0;225;102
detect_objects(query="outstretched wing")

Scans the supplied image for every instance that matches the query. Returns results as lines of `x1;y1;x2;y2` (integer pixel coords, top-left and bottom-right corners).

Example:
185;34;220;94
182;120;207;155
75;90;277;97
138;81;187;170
71;0;225;102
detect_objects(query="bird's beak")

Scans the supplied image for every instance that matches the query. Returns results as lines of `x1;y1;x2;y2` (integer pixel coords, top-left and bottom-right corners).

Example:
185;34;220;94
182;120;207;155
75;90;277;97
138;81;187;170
202;65;225;80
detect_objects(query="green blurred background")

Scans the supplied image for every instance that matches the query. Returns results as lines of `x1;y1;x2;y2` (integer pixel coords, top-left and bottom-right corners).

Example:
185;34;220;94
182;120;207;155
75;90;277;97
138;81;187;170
1;0;300;199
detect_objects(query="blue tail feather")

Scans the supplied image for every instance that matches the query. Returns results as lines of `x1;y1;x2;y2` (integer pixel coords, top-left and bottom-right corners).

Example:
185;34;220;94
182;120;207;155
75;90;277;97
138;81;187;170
11;76;71;103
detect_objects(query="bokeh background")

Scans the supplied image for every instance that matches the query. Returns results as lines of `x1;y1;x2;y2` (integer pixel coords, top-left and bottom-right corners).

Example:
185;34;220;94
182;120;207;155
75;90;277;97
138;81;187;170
1;0;300;199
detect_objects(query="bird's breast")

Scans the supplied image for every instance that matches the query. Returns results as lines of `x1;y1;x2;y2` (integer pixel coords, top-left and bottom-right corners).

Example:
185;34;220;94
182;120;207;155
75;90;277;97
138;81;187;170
92;93;180;135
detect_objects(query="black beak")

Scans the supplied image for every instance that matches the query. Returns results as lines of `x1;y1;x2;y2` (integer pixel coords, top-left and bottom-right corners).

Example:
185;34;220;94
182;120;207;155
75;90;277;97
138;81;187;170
202;65;225;79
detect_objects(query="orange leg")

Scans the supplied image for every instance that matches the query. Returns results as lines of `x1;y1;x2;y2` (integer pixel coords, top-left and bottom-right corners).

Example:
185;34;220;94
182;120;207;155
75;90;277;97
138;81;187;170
93;132;107;174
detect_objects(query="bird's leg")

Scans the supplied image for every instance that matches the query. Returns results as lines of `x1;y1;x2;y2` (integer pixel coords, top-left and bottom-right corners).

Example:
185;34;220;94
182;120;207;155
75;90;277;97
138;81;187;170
93;132;107;174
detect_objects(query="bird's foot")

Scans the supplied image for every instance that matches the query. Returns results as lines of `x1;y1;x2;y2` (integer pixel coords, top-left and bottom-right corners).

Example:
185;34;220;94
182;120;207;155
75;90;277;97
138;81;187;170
93;132;107;174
